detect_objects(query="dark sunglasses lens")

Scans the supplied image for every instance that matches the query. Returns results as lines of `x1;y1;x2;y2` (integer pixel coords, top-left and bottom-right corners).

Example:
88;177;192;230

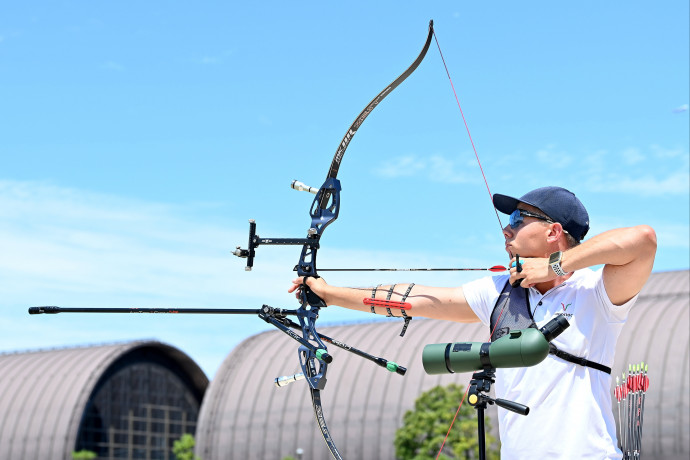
509;210;522;228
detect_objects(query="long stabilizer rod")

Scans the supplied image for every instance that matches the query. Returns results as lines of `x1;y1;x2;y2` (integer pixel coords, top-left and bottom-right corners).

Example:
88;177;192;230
28;305;406;376
29;306;288;315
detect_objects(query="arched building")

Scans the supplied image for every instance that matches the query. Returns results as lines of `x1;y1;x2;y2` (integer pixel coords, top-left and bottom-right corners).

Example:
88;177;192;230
0;340;208;460
196;270;689;460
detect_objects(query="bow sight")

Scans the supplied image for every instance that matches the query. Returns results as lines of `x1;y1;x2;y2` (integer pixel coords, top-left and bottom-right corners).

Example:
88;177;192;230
232;177;341;278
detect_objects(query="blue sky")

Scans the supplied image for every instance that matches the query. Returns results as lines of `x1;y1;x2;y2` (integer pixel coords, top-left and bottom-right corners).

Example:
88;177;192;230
1;1;688;377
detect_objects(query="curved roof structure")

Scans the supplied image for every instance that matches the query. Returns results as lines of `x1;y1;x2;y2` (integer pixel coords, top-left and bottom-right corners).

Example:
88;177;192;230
0;340;208;460
196;270;689;460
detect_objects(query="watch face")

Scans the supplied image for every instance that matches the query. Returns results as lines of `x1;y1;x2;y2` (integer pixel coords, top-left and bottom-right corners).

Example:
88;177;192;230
549;252;561;264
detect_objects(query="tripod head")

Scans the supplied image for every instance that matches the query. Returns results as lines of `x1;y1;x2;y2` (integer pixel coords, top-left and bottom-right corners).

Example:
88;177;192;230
467;367;529;416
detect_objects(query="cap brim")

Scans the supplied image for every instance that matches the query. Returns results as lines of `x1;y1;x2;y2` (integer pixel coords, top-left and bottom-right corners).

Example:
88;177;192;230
493;193;520;215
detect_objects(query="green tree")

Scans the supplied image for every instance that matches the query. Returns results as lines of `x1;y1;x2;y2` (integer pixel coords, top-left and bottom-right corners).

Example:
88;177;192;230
71;451;97;460
173;433;201;460
395;384;499;460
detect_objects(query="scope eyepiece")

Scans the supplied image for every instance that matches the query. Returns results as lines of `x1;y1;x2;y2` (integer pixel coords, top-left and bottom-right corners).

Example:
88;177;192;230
539;315;570;342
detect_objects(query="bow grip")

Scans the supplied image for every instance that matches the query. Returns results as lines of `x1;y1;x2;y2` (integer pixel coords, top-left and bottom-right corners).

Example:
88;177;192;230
301;278;327;309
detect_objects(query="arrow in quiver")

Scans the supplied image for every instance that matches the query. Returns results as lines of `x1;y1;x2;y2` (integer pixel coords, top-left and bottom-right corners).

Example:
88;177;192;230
614;361;650;459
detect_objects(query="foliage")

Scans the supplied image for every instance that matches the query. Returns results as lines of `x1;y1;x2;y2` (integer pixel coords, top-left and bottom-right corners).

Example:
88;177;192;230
394;384;499;460
173;433;201;460
72;451;97;460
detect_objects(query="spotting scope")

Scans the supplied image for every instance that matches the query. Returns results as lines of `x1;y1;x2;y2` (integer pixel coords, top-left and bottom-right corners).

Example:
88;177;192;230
423;316;569;374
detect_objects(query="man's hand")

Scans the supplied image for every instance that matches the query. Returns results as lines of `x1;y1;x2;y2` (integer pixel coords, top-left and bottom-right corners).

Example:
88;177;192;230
289;276;329;304
509;256;559;288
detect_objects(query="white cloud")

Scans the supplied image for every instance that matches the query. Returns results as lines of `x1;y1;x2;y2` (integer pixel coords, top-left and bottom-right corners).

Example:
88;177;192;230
590;214;689;252
375;143;688;198
615;172;689;195
535;145;574;169
621;147;645;165
582;144;689;196
200;56;220;64
522;144;689;197
374;155;427;178
101;61;124;71
373;154;479;183
650;144;686;159
654;223;690;249
428;155;478;183
585;172;688;196
196;50;234;65
258;115;273;126
0;180;284;305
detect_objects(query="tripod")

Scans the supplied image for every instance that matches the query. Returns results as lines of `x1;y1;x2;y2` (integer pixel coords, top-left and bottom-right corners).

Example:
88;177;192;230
467;368;529;460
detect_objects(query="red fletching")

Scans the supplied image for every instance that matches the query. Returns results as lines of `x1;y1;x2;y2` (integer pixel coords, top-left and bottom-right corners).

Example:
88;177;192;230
642;375;650;392
488;265;508;272
363;298;412;310
614;386;621;402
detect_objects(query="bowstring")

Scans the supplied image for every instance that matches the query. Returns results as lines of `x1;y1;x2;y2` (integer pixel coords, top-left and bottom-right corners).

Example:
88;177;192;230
432;27;508;460
433;31;504;233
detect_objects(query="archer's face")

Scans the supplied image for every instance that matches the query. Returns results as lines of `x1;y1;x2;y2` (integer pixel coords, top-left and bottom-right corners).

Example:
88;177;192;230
502;203;552;259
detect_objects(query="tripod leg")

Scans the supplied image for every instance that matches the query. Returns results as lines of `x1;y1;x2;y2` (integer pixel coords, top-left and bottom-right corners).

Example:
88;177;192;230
477;404;486;460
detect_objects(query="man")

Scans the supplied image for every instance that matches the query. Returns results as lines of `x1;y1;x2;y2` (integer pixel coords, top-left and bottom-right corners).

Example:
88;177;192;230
289;186;656;459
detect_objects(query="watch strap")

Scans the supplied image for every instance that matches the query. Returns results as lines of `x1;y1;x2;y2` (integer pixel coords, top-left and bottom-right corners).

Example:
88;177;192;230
549;251;568;276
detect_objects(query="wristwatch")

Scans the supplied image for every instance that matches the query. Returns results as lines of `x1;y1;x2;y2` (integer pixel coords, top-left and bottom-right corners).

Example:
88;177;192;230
549;251;568;276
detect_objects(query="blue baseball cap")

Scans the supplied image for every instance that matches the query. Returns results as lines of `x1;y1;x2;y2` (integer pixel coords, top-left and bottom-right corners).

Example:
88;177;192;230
493;186;590;241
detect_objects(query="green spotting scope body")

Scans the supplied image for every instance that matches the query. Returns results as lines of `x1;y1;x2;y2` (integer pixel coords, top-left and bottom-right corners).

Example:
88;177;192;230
422;316;569;374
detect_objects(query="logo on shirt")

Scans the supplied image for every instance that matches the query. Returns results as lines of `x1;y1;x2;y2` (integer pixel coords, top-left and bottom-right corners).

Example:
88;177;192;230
556;302;574;318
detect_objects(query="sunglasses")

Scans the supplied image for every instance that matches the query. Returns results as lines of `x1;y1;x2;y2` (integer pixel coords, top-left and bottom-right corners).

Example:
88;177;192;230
509;209;554;228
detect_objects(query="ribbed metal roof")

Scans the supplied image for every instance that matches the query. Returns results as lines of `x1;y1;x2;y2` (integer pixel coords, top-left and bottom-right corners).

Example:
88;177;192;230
0;340;208;460
196;270;689;460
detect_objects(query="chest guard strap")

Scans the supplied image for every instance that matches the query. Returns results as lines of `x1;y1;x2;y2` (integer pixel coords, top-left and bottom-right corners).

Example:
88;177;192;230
548;343;611;374
490;282;537;341
490;281;611;374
